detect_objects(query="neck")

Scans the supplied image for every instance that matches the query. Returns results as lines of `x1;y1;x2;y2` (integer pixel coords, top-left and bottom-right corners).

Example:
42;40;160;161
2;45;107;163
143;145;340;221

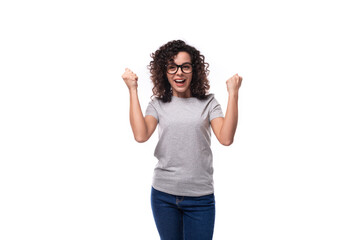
173;90;192;98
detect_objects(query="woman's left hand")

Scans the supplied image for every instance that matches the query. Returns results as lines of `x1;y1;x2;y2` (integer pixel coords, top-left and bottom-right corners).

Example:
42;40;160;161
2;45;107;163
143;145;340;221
226;74;242;95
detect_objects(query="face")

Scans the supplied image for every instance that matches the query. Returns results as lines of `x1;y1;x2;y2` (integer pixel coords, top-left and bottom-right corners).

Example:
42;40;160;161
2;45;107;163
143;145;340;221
166;51;193;98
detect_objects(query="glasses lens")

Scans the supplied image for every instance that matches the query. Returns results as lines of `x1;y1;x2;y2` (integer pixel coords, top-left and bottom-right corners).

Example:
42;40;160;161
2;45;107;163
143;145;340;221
167;65;178;74
182;64;192;73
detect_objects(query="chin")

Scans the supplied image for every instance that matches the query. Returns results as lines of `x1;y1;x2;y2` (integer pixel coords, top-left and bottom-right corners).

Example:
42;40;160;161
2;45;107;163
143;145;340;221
174;87;189;92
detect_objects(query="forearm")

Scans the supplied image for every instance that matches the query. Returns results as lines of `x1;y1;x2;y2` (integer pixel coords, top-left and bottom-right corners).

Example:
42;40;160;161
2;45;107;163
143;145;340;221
129;89;148;142
220;92;238;145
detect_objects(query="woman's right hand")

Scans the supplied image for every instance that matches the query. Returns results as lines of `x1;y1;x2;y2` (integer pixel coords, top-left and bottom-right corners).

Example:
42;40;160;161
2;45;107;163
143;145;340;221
122;68;138;91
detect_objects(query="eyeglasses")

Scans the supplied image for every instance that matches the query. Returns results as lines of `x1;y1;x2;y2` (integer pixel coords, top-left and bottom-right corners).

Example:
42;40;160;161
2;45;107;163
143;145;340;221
166;63;193;74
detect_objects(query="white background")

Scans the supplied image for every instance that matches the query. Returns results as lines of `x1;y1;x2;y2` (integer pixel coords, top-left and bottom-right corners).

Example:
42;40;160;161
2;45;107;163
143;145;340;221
1;0;359;239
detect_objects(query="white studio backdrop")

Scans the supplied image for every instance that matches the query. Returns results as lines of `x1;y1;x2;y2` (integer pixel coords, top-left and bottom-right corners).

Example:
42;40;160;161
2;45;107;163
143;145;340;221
0;0;359;239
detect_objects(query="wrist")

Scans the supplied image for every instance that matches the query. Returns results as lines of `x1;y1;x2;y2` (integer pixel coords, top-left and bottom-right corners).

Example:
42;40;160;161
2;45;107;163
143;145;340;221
129;88;138;95
228;90;239;98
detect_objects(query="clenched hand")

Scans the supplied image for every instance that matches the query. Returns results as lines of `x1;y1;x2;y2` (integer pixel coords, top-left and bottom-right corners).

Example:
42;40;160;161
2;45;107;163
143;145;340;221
122;68;138;91
226;74;242;95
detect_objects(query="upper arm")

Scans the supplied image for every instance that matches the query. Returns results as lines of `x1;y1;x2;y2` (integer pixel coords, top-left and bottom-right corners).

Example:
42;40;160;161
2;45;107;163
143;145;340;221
145;115;158;140
210;117;224;144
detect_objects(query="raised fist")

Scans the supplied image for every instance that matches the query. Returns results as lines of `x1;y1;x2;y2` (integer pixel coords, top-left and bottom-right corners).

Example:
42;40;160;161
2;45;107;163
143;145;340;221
226;73;242;94
122;68;138;90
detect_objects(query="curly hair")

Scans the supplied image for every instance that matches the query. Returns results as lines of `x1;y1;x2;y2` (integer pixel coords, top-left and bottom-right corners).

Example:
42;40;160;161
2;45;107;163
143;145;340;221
148;40;210;102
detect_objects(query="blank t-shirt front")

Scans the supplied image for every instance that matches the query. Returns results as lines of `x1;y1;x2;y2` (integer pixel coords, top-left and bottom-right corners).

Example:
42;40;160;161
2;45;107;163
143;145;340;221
145;94;224;197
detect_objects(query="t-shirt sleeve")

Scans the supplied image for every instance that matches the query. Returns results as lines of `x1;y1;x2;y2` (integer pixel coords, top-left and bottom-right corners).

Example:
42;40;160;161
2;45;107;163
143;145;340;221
145;99;159;122
209;96;224;122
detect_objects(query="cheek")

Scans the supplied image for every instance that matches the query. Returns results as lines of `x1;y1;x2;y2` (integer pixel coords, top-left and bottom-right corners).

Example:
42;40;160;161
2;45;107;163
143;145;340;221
188;73;193;82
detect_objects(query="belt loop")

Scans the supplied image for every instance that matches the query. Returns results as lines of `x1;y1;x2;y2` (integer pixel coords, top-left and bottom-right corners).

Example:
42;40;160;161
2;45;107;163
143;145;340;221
176;196;184;205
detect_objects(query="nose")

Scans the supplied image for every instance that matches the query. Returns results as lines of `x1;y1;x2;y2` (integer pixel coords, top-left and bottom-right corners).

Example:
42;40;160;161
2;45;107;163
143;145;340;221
175;67;184;76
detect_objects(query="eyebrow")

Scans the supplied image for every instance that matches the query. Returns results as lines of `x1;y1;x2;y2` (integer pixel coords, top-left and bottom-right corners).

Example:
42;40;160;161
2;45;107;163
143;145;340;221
168;61;192;65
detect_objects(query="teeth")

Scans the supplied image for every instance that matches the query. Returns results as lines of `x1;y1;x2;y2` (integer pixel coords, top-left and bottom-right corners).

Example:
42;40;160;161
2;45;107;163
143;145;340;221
175;79;185;83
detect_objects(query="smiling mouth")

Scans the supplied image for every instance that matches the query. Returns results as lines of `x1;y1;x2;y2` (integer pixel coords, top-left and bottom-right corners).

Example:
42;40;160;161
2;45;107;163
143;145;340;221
174;79;186;84
174;79;186;86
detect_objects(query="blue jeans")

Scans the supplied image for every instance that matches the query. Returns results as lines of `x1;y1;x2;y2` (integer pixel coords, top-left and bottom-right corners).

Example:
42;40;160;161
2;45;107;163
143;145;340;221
151;186;216;240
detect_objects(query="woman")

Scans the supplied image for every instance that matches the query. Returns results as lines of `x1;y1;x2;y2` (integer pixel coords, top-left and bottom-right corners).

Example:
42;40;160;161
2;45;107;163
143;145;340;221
122;40;242;240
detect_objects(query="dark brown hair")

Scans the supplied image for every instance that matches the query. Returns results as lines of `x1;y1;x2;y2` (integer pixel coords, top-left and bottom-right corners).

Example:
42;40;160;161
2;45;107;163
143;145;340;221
148;40;210;102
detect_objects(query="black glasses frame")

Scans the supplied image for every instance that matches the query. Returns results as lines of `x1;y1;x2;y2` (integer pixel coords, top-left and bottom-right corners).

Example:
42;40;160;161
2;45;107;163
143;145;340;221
165;63;194;74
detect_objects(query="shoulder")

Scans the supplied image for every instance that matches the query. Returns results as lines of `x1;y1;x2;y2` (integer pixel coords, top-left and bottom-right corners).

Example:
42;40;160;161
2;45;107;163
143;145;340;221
207;93;215;100
205;93;214;98
201;93;214;102
148;96;161;105
203;93;219;104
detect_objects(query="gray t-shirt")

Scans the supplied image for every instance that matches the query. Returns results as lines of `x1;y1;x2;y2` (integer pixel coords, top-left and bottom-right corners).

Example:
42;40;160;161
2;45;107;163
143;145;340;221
145;94;224;196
